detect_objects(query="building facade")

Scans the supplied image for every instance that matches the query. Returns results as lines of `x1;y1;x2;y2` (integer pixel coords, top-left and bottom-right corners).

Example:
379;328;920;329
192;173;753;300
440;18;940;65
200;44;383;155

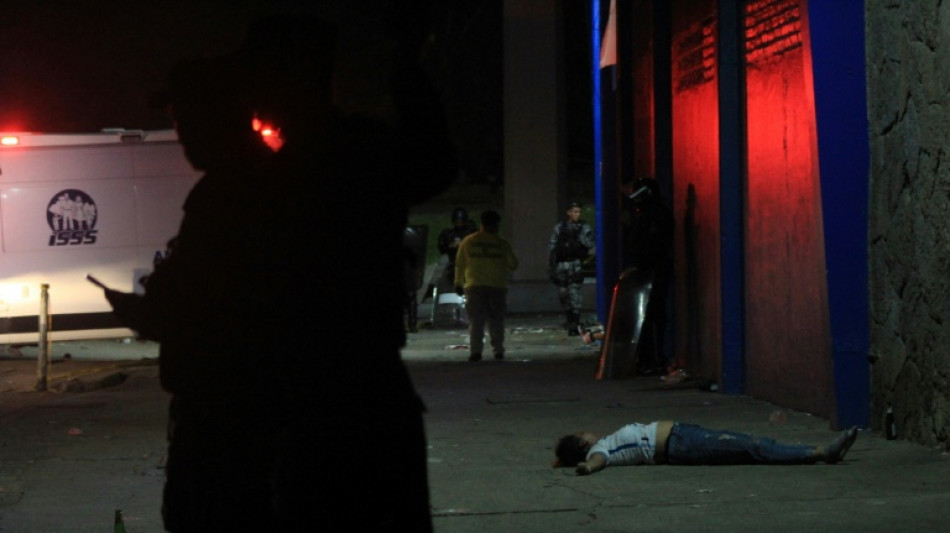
501;0;948;446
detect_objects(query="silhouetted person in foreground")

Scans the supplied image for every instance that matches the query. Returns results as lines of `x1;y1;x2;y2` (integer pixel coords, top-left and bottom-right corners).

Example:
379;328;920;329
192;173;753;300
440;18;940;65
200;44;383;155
103;9;455;531
239;13;456;531
102;55;280;532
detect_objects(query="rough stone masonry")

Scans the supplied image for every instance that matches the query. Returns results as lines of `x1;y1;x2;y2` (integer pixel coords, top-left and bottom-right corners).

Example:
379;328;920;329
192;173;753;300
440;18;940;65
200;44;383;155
867;0;950;449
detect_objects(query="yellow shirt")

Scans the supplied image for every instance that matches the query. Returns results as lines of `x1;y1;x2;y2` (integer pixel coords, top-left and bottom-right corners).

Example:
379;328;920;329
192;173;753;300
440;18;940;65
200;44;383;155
454;230;518;289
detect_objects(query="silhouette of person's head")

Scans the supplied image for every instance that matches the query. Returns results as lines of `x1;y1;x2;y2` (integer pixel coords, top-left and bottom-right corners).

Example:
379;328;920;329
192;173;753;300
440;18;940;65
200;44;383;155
233;14;340;142
160;56;262;171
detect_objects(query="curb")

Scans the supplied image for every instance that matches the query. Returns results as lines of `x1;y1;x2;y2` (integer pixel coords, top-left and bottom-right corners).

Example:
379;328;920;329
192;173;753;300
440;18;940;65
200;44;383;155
52;370;130;393
51;359;158;393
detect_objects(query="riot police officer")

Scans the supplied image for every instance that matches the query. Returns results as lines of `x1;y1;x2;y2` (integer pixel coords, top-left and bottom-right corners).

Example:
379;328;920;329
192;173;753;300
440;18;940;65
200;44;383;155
431;207;476;322
437;207;477;280
548;201;595;335
622;177;674;374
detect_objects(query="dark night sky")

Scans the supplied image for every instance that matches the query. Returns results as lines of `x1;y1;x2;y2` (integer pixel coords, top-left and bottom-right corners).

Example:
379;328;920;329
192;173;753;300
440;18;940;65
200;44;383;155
0;1;421;132
0;1;589;180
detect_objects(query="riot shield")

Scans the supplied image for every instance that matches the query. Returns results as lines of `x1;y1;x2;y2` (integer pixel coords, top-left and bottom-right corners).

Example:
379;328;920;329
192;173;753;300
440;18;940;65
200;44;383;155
594;267;654;380
403;225;428;332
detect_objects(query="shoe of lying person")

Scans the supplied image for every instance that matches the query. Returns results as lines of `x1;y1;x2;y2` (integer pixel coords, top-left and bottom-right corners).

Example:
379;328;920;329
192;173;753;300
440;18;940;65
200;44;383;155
823;426;859;464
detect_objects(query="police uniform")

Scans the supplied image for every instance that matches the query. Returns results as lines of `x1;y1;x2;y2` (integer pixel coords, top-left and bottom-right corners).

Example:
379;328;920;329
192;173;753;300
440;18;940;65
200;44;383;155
548;211;595;334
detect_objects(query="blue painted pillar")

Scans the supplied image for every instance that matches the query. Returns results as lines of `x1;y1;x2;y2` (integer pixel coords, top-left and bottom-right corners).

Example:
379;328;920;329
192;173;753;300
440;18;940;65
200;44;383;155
591;0;611;323
807;2;870;429
718;0;746;394
593;0;624;324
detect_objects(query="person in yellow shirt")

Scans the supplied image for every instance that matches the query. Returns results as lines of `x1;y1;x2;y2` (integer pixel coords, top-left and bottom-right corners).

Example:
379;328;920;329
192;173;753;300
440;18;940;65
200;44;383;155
454;209;519;361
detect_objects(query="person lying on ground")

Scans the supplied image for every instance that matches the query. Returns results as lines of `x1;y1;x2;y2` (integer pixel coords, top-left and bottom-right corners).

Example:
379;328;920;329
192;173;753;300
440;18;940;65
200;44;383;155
554;421;858;475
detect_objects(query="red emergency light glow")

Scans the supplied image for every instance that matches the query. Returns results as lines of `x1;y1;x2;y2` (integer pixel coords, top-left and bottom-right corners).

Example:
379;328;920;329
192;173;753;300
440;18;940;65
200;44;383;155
1;136;20;146
251;117;283;152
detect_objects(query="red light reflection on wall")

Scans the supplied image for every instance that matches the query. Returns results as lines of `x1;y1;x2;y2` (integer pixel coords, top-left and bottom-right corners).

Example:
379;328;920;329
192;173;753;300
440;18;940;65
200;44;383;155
742;0;832;415
671;0;721;380
667;0;831;413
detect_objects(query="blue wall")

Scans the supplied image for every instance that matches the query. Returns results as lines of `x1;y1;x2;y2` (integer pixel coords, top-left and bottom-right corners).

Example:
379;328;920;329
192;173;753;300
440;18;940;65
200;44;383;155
808;1;871;429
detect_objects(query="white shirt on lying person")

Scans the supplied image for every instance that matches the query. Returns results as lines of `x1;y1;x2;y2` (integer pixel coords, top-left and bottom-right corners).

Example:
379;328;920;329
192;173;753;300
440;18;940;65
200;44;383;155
586;422;659;466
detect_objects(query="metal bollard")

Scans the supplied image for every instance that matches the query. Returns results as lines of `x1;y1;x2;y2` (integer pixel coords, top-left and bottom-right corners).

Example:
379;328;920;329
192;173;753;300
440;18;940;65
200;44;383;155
35;284;52;391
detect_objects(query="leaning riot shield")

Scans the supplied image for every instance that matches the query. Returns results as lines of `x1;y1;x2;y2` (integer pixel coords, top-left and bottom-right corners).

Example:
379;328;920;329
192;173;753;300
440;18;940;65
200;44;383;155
403;225;428;332
594;267;654;380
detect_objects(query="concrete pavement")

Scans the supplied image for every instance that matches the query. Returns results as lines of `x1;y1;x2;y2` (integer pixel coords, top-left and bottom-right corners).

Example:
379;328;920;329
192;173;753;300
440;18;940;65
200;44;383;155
1;312;949;532
409;313;950;532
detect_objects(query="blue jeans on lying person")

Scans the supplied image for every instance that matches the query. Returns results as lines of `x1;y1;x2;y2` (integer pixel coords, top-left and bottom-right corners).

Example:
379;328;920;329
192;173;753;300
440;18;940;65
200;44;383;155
666;423;817;465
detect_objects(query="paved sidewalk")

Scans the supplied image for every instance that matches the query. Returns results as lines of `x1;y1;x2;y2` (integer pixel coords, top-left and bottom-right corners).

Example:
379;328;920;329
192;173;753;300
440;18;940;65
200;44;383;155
1;313;948;532
408;313;950;532
1;338;158;396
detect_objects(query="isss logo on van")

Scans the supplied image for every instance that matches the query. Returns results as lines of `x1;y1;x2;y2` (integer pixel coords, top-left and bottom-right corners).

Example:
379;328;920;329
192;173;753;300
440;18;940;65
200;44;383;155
46;189;98;246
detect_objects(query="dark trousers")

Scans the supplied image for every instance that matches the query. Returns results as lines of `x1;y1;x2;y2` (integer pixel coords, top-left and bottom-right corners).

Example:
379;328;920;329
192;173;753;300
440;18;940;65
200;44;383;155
464;286;508;356
162;397;282;532
271;395;432;531
667;423;817;465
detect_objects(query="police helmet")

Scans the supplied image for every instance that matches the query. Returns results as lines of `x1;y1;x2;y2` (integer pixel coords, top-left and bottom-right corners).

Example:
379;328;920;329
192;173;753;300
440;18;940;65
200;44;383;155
628;177;660;202
451;208;469;222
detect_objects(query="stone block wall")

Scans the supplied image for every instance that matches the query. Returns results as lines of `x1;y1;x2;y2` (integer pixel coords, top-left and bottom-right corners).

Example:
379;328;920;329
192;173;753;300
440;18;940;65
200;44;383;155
867;0;950;448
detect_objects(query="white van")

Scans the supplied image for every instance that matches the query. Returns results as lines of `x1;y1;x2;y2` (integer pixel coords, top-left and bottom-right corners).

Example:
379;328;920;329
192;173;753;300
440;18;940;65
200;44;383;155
0;129;198;344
